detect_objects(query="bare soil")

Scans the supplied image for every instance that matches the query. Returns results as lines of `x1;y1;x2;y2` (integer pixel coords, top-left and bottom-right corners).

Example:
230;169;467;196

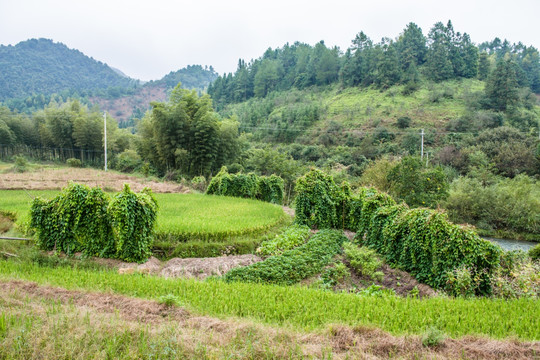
0;167;189;193
90;84;168;124
2;279;539;360
116;254;262;279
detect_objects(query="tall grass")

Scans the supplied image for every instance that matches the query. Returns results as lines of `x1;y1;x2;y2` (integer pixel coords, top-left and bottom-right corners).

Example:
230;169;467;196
0;260;538;340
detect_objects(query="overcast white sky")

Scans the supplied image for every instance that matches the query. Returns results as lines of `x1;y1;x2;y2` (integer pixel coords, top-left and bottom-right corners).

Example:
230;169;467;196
1;0;538;81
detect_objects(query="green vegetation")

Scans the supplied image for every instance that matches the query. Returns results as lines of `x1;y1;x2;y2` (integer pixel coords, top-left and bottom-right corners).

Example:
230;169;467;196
444;175;540;241
30;183;158;262
206;167;284;204
343;242;383;281
0;39;136;103
295;169;501;295
256;224;310;256
136;85;243;177
224;230;346;285
0;260;538;340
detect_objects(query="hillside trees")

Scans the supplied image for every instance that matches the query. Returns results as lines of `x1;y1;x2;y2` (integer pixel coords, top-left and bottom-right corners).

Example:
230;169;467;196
136;84;241;176
484;59;520;112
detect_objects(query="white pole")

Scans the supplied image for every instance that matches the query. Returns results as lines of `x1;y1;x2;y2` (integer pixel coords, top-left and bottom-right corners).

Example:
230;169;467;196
420;128;424;160
104;112;107;172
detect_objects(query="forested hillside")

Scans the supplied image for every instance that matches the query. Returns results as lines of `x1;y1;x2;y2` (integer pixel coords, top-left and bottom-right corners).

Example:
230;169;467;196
0;38;138;102
208;21;540;109
0;39;218;118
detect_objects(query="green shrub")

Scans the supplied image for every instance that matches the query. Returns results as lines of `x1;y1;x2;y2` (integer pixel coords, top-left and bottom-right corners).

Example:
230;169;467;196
356;188;396;236
421;327;446;347
115;150;142;172
256;224;310;257
445;265;478;298
66;158;82;168
382;209;501;295
207;167;284;204
529;244;540;261
190;175;207;192
30;183;112;256
343;242;382;280
30;183;158;262
224;229;346;285
491;252;540;299
108;184;158;262
444;175;540;237
294;168;342;229
321;261;350;286
256;174;284;204
396;116;411;129
12;155;28;173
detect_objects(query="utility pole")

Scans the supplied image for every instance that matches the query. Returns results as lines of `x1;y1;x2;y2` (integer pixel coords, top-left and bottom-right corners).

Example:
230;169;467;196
104;112;107;172
420;128;424;160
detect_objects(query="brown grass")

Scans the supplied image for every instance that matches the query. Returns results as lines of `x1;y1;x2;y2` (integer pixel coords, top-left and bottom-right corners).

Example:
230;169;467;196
0;167;189;193
1;279;538;360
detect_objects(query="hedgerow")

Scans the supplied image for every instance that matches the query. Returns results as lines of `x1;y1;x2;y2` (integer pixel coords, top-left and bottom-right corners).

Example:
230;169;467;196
294;168;503;295
382;209;501;295
30;182;158;262
207;167;284;204
224;229;346;285
294;168;342;228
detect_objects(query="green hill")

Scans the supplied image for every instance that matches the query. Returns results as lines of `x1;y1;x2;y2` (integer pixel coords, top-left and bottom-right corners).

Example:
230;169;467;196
0;38;138;101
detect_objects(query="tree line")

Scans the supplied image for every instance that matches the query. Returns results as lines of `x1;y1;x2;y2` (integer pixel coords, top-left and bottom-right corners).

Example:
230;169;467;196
208;21;540;110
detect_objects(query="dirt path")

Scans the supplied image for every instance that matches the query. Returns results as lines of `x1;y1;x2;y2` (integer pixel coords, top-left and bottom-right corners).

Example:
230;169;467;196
0;167;189;193
2;279;538;360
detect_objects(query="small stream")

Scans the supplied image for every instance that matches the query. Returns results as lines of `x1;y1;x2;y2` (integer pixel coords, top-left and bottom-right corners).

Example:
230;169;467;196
482;237;537;252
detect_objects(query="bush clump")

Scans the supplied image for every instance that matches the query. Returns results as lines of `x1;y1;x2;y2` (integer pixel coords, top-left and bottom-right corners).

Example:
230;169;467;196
66;158;82;168
207;167;284;204
30;182;158;262
382;208;501;295
224;229;346;285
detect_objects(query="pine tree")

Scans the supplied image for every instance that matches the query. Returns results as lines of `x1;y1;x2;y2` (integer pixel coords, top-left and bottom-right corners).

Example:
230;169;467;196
485;59;519;111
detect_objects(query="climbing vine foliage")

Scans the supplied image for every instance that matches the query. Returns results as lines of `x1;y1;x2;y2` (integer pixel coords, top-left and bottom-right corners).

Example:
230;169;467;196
30;183;158;262
295;168;501;295
206;166;284;204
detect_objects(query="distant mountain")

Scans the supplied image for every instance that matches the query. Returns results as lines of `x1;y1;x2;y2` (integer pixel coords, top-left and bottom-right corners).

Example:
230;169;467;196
155;64;218;90
0;38;138;101
0;39;219;121
92;65;218;124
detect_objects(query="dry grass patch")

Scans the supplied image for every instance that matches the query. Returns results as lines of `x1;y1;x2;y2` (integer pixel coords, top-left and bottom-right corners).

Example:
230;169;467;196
0;167;189;193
